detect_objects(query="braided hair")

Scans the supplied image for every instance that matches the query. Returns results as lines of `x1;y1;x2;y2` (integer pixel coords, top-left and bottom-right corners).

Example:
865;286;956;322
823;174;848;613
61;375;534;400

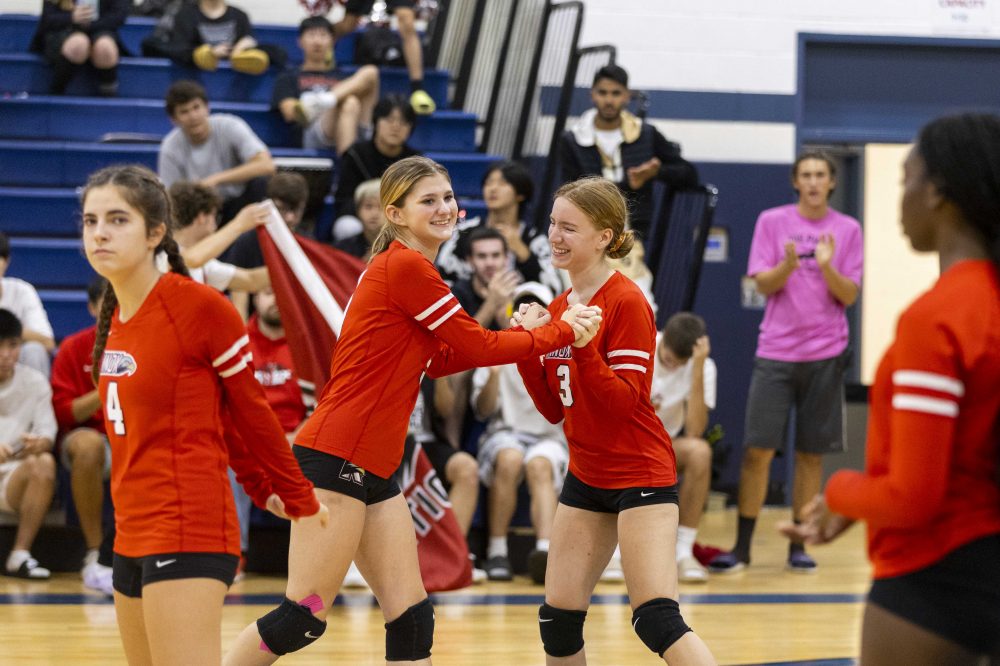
82;165;189;384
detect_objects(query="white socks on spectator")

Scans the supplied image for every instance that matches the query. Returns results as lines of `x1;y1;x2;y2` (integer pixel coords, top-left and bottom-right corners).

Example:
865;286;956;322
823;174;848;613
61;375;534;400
7;549;29;572
535;538;550;552
83;549;100;569
676;525;697;561
488;537;508;559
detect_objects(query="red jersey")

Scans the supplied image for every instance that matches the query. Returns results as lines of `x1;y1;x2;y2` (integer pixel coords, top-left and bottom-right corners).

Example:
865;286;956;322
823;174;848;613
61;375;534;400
51;325;105;435
296;241;575;478
98;272;319;558
827;260;1000;578
247;315;307;433
517;271;676;489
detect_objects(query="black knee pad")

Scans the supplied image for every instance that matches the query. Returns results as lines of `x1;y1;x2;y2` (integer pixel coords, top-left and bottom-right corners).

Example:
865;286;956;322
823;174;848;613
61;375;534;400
385;598;434;662
257;597;327;656
539;603;587;657
631;597;692;656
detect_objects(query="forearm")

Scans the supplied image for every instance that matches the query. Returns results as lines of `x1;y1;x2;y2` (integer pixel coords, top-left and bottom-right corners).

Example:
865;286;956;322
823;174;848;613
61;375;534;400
22;329;55;350
572;343;642;414
228;266;270;293
181;226;249;268
753;263;795;296
206;153;275;187
70;391;102;424
820;263;859;306
474;374;500;420
684;373;708;438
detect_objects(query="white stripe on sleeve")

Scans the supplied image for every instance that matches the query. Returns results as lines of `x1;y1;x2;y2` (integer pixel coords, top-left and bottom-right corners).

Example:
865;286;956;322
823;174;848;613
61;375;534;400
213;335;250;368
415;294;455;322
892;393;959;418
427;303;462;331
609;363;648;373
218;353;253;379
607;349;651;360
893;370;964;397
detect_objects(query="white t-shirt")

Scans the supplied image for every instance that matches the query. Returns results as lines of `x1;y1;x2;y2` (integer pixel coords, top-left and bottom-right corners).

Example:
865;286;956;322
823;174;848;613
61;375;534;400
594;127;624;182
0;277;54;338
650;333;717;439
471;364;565;441
155;254;237;292
0;364;57;449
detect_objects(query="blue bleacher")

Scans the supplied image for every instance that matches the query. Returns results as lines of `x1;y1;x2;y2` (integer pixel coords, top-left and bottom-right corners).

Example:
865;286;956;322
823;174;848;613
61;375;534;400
0;12;501;342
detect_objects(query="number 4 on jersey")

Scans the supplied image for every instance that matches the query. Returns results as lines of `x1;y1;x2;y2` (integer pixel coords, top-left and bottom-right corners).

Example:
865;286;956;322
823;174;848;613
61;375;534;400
105;381;126;435
557;364;574;407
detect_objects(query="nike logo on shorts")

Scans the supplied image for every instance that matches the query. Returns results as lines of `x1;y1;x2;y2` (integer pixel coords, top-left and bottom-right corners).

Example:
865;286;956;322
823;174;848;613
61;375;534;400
539;618;553;623
155;559;177;568
305;631;320;638
640;491;655;497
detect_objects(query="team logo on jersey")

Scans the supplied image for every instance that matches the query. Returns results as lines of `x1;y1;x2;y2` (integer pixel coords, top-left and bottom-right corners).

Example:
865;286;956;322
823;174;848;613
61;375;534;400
339;461;366;486
545;346;572;359
254;363;293;387
100;350;138;377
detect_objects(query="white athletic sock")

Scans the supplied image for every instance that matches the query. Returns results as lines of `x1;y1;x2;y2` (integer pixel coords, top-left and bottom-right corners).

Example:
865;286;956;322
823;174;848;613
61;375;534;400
83;549;100;568
676;525;697;561
488;537;508;559
7;549;29;571
535;538;550;552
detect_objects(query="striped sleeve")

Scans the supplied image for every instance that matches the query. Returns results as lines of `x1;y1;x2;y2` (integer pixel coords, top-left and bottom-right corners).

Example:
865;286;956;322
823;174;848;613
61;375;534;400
213;334;254;379
606;348;651;373
891;370;963;418
414;293;463;332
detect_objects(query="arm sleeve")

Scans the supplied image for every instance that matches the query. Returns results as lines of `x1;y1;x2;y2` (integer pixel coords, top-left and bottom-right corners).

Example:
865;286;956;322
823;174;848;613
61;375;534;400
232;7;253;41
746;211;777;277
559;132;583;183
201;296;320;518
221;412;274;509
515;354;565;424
703;358;718;410
30;381;58;441
572;294;655;415
50;339;84;431
91;0;130;34
164;5;201;63
835;220;864;286
15;283;54;338
826;308;959;528
226;117;269;163
157;137;185;187
387;251;575;376
651;127;699;188
333;150;363;219
271;71;299;112
38;1;73;34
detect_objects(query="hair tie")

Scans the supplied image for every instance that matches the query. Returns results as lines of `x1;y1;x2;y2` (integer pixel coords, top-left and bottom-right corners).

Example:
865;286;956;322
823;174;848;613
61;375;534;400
610;233;626;252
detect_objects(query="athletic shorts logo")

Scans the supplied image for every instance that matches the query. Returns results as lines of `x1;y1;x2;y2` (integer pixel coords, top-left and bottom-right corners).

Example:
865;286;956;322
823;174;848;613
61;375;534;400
539;618;553;623
100;350;138;377
338;461;366;486
305;631;320;638
155;559;177;568
640;491;655;497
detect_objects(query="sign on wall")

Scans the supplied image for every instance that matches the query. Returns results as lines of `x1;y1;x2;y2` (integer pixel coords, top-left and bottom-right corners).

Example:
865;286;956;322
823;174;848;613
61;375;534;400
932;0;994;34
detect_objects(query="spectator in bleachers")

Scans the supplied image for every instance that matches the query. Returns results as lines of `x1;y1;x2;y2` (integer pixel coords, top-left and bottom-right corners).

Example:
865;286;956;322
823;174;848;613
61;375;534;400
0;232;55;377
334;178;382;261
709;151;862;575
471;282;567;584
50;277;114;595
30;0;130;96
650;312;717;584
436;161;561;294
559;64;698;239
158;80;276;222
327;0;436;114
0;309;57;580
452;227;518;331
224;172;310;269
166;181;271;294
272;16;379;156
151;0;273;74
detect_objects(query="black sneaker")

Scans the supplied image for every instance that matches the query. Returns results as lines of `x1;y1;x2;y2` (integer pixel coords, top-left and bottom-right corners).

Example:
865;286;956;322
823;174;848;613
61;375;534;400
6;556;50;580
485;555;513;581
528;549;547;585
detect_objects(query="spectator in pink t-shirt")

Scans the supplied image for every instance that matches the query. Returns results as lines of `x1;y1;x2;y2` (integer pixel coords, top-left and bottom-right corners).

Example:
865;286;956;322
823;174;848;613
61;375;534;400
710;151;863;575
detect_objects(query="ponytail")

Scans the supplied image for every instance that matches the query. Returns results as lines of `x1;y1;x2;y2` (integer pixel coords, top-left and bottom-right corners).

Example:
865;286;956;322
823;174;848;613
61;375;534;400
369;222;400;260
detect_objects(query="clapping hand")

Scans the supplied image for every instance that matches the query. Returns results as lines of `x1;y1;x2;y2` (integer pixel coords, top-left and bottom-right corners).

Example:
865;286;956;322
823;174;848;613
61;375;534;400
777;494;854;546
561;304;602;348
513;302;552;330
782;241;800;271
814;233;835;267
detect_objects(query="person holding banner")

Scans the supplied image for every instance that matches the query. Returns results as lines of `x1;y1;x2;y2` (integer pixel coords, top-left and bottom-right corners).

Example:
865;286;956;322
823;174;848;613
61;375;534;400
225;156;602;665
79;164;326;666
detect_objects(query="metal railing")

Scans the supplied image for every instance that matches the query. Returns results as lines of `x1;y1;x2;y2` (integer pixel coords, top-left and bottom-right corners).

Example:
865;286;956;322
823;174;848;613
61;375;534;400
646;185;720;326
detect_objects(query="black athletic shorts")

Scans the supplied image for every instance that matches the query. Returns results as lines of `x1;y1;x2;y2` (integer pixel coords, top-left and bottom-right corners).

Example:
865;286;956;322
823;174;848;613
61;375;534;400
344;0;415;15
868;534;1000;655
293;445;401;505
112;552;239;598
558;471;678;514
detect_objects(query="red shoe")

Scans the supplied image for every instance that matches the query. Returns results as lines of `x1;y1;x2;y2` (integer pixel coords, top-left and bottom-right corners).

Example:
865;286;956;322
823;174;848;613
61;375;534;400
692;543;725;567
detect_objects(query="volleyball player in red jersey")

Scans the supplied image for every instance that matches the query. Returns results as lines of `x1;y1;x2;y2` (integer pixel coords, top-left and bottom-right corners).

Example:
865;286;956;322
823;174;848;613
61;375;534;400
224;156;600;665
782;114;1000;663
515;177;716;665
80;165;326;666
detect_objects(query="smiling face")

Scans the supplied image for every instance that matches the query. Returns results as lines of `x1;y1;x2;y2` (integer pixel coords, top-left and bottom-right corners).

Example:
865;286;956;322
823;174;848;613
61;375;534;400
82;185;164;283
386;173;458;251
548;196;611;274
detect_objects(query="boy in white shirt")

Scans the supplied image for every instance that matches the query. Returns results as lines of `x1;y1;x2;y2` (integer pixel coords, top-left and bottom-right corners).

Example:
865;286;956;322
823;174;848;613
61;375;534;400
651;312;717;583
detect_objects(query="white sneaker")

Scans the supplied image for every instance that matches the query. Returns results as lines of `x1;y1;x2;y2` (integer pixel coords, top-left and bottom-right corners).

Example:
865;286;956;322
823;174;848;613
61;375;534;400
471;567;488;584
295;89;338;125
677;556;709;584
600;554;624;582
341;561;369;589
6;553;50;580
82;560;114;596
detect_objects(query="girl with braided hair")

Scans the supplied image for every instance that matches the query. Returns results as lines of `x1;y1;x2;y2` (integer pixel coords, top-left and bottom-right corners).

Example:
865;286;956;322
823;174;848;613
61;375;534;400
81;164;326;665
515;176;716;665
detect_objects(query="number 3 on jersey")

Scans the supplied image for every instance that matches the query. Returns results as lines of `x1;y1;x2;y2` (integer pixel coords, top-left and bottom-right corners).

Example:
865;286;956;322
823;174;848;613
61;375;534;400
105;381;126;435
556;364;574;407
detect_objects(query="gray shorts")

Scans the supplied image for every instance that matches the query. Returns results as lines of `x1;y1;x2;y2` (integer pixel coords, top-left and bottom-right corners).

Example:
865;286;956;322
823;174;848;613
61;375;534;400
744;350;849;454
303;119;337;151
59;428;112;480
